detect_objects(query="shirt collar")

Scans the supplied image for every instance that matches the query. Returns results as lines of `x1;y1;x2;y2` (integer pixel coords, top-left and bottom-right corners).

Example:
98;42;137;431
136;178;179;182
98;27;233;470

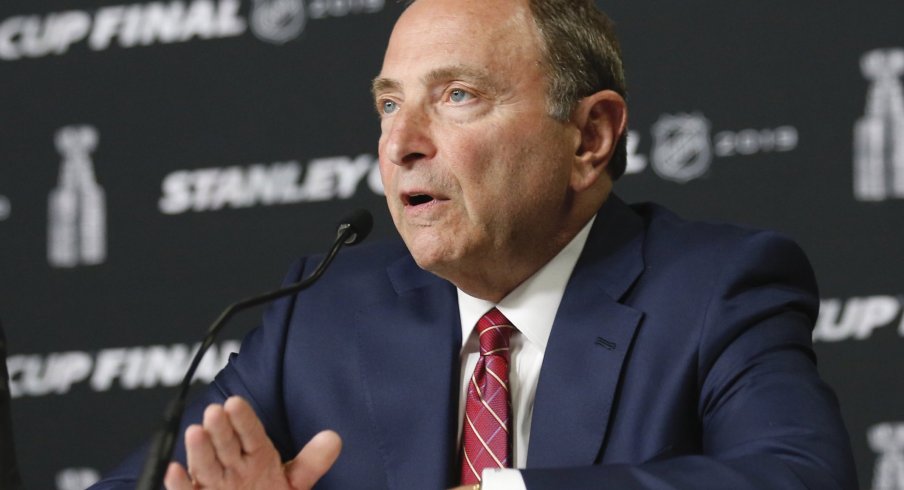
457;216;596;351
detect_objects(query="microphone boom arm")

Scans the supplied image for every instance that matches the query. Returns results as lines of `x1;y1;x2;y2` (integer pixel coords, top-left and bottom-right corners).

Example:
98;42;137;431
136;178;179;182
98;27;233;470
136;218;366;490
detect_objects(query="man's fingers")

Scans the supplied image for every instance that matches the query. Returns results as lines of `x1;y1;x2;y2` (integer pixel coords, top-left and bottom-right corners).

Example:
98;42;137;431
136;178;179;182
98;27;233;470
203;403;243;467
184;424;223;485
223;396;270;454
285;430;343;489
175;400;338;490
163;462;194;490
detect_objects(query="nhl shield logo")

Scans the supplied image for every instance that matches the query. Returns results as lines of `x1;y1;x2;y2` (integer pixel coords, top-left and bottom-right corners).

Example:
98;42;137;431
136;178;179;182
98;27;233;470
250;0;307;45
651;113;713;183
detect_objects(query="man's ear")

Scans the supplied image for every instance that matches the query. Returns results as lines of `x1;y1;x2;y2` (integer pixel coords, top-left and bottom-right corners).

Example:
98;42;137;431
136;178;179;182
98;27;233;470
570;90;627;191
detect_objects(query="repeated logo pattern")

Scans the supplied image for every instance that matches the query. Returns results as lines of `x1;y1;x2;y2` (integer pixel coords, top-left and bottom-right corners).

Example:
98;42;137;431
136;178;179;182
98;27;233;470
651;113;713;184
870;422;904;490
250;0;306;44
855;48;904;202
47;125;106;268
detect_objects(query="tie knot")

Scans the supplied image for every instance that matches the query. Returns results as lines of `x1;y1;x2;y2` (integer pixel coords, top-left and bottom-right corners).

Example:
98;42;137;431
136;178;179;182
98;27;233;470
476;308;515;357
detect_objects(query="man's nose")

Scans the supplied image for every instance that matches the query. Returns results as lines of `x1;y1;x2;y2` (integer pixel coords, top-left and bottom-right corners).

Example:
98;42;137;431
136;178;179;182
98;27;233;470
382;105;436;166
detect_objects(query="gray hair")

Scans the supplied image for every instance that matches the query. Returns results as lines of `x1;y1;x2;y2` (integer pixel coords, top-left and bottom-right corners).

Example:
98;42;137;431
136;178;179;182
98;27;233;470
400;0;630;178
527;0;629;179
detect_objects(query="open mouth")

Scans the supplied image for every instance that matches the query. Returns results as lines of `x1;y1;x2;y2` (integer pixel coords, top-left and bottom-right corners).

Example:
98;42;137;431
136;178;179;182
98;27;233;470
405;194;434;206
407;194;435;206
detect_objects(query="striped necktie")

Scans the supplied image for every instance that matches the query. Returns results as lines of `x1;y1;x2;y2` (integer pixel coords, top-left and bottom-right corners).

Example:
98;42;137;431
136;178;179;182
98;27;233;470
460;307;515;485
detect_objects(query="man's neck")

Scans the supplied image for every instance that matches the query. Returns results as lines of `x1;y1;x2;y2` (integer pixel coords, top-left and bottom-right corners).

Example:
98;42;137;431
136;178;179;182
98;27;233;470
447;217;596;302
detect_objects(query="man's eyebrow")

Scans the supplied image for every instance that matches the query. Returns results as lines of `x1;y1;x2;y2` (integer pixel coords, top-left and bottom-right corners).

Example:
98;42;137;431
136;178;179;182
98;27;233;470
370;65;498;99
371;77;400;99
422;65;495;89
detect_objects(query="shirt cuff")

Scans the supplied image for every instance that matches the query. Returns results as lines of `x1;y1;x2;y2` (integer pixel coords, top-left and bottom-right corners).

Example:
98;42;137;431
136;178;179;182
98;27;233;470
481;468;526;490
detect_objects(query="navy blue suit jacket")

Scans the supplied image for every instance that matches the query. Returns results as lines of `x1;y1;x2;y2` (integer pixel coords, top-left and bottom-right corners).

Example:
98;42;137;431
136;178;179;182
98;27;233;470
94;196;856;489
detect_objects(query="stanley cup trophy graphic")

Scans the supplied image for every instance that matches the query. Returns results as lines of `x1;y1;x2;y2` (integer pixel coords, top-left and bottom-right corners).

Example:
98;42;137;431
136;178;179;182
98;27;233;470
869;423;904;490
47;125;106;268
855;48;904;202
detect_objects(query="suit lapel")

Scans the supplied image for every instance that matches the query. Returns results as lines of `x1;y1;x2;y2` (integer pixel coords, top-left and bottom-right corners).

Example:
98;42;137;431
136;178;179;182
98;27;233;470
527;195;646;468
355;254;461;489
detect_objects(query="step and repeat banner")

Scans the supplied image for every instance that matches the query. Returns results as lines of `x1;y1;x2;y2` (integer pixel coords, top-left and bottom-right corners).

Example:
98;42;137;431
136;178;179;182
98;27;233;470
1;1;901;488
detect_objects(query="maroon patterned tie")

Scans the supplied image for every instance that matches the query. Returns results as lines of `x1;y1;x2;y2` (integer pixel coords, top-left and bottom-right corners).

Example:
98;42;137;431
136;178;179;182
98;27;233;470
460;308;515;485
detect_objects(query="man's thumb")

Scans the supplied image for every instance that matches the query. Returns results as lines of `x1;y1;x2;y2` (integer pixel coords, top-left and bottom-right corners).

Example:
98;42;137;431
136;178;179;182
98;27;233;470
285;430;343;489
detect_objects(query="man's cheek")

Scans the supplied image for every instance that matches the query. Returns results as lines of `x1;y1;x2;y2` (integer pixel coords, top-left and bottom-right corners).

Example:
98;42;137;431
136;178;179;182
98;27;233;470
377;163;395;194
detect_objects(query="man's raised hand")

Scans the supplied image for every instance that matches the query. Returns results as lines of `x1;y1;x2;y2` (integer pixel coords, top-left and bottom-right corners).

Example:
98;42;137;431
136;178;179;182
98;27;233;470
164;396;342;490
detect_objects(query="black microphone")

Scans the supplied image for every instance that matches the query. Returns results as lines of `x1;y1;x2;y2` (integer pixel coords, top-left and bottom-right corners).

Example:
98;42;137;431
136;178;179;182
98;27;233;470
136;209;373;490
336;208;373;245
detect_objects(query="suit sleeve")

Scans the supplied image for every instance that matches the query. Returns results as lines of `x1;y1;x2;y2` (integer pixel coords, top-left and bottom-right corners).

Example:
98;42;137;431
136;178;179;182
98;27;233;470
88;258;310;489
521;231;857;490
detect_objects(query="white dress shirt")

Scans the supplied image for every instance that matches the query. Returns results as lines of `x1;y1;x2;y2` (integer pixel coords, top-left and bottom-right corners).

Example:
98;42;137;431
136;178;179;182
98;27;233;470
456;217;595;489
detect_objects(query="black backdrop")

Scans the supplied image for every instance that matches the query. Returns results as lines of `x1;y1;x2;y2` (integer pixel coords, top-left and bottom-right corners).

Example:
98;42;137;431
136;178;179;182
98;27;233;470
1;1;902;489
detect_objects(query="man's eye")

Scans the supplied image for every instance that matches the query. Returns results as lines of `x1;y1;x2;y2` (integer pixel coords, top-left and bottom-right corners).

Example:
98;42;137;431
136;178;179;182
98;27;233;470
448;88;473;103
381;100;398;114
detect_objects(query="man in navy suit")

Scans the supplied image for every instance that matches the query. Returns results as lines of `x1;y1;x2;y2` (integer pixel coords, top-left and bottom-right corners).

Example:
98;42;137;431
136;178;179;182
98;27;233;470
93;0;857;488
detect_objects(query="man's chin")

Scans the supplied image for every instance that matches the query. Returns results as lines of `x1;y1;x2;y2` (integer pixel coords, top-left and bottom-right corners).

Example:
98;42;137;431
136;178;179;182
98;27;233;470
408;247;448;274
406;240;458;277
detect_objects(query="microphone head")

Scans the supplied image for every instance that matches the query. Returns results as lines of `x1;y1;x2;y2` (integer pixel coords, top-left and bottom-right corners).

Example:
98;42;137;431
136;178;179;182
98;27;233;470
337;209;374;245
